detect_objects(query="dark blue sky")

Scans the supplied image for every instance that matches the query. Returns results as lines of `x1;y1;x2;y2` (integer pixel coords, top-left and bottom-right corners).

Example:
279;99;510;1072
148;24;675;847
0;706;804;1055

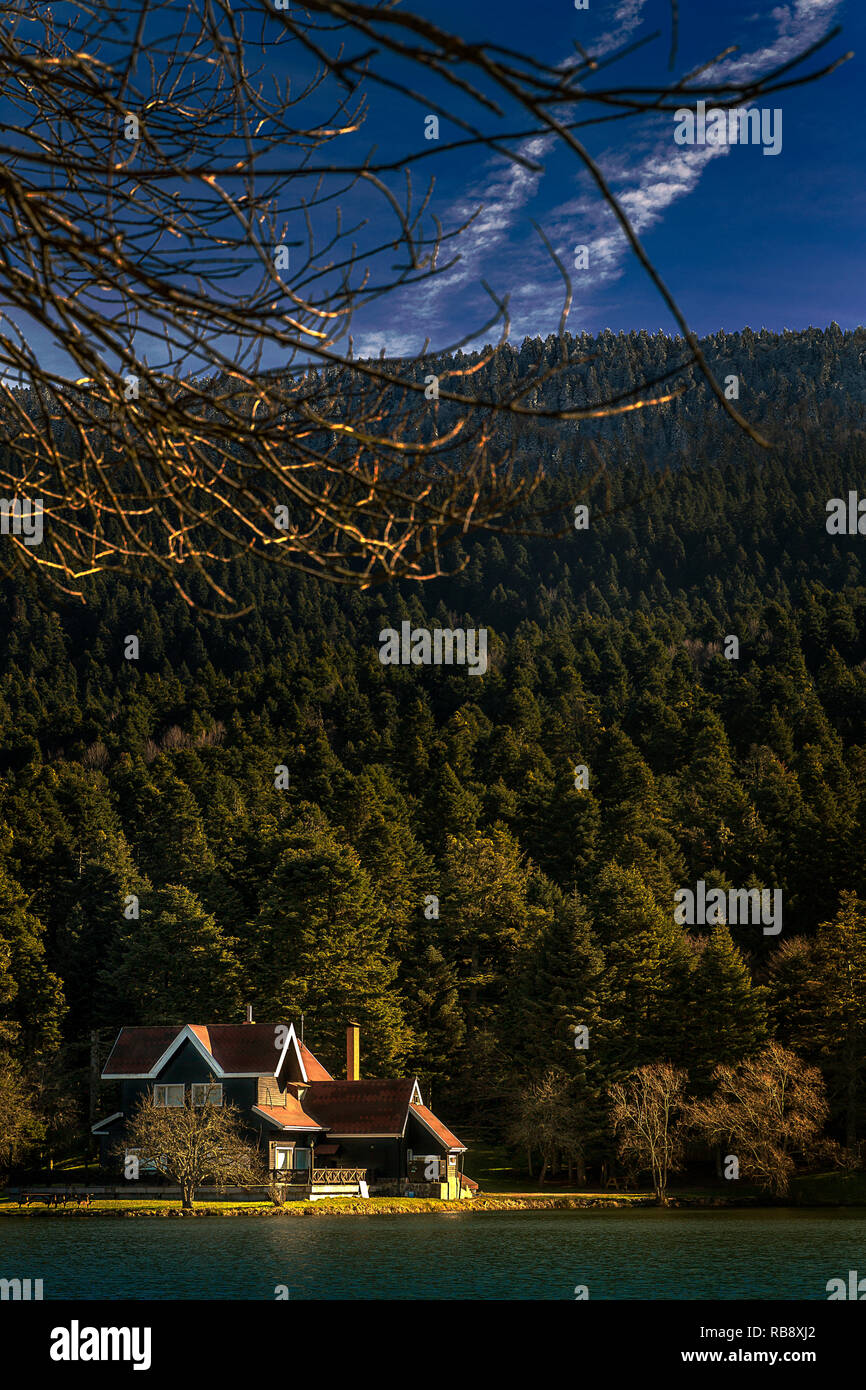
345;0;863;356
4;1;860;379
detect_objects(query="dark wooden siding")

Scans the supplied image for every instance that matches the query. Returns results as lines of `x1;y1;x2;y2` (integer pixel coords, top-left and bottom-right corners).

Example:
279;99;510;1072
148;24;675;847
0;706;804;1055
406;1111;450;1155
120;1039;258;1116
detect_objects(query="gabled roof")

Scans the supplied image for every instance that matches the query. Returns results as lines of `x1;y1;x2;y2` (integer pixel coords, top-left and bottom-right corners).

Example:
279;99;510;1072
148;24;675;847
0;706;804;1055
299;1042;333;1080
410;1103;465;1151
103;1026;178;1077
99;1023;466;1154
303;1080;416;1136
189;1024;212;1052
102;1022;327;1082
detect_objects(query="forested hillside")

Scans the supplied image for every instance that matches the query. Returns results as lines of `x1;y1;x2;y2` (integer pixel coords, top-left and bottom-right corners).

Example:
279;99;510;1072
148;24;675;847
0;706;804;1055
3;324;866;1165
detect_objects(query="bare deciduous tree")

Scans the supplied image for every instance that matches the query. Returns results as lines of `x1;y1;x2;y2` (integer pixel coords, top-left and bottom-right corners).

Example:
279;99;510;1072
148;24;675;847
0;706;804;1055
688;1043;829;1197
121;1085;266;1207
609;1061;688;1203
0;0;849;612
0;1052;43;1172
508;1067;587;1185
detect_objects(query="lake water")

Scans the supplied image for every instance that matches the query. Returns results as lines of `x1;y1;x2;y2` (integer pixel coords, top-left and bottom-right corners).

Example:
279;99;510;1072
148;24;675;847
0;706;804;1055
2;1209;865;1299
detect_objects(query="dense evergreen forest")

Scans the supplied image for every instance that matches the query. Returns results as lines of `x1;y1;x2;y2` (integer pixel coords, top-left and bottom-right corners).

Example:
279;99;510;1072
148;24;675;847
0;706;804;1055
3;324;866;1172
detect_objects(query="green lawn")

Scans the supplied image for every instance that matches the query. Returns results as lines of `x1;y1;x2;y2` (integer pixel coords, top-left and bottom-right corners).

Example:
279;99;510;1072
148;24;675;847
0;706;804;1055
463;1144;641;1195
0;1195;468;1216
790;1171;866;1204
463;1144;539;1191
0;1198;272;1215
462;1147;866;1205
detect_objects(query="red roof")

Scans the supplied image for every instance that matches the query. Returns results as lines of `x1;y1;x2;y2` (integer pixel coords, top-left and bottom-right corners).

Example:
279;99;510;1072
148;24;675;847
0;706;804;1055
201;1025;290;1074
103;1026;181;1075
254;1094;324;1130
299;1042;333;1081
303;1080;415;1135
99;1024;465;1155
102;1023;324;1078
410;1103;465;1150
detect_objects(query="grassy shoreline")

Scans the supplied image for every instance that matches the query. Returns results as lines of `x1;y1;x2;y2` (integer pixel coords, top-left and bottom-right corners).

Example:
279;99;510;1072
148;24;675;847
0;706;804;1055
5;1162;865;1217
4;1180;866;1217
0;1194;654;1217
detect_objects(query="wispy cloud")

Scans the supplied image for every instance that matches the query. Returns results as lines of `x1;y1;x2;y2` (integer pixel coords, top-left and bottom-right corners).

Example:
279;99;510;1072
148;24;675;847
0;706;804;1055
350;328;424;359
415;1;654;301
353;136;549;358
537;0;846;311
716;0;843;82
358;0;845;352
354;5;653;354
590;0;650;59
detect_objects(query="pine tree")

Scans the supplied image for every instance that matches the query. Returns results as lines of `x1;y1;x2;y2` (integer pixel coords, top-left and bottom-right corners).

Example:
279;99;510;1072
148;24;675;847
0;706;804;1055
0;863;65;1055
99;884;242;1026
141;771;216;888
589;862;691;1075
252;808;410;1072
438;827;552;1127
685;925;767;1087
516;889;607;1074
808;892;866;1149
513;889;611;1175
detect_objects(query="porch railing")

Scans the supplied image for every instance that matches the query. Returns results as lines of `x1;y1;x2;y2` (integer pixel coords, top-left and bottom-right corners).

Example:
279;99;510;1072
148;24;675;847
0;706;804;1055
271;1167;368;1185
312;1167;367;1184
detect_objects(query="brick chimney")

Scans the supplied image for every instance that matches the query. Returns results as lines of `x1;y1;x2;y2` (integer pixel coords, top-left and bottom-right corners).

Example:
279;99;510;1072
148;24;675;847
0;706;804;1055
244;1004;254;1024
346;1022;360;1081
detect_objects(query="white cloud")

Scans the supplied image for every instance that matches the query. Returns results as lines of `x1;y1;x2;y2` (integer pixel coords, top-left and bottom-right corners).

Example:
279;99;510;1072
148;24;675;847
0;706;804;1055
590;0;650;59
350;329;425;360
358;0;845;349
538;0;846;303
353;136;550;355
712;0;843;83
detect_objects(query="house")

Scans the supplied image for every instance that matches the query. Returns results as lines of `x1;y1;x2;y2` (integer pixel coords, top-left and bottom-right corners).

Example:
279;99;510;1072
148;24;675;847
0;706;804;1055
92;1011;470;1200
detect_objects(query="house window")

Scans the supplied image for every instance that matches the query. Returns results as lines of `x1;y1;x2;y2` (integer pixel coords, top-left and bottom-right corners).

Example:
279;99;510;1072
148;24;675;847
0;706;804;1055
152;1084;185;1107
294;1148;311;1172
274;1146;293;1171
191;1083;223;1107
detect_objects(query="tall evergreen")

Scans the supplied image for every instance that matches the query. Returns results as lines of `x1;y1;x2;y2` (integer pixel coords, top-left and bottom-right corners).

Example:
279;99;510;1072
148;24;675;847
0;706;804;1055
252;808;409;1072
685;925;767;1087
808;892;866;1148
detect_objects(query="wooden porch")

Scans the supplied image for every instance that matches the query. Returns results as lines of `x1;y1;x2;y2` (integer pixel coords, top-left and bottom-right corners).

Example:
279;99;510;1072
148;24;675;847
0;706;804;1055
271;1166;369;1198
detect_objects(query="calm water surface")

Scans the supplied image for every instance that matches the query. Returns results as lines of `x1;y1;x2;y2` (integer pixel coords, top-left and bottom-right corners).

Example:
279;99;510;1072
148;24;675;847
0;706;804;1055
1;1209;864;1299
